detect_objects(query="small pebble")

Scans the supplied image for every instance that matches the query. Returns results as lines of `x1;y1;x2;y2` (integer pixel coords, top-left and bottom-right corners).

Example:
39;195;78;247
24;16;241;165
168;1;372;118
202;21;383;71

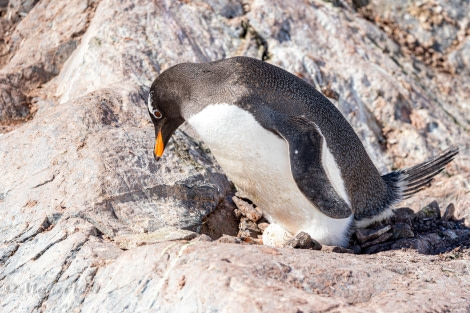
243;237;263;244
322;245;355;254
234;208;243;219
233;196;263;222
283;232;322;250
392;223;414;239
360;232;393;248
351;245;362;254
217;235;243;244
416;200;441;220
257;222;269;232
442;203;455;221
192;234;213;242
444;230;458;239
355;225;392;244
238;217;262;238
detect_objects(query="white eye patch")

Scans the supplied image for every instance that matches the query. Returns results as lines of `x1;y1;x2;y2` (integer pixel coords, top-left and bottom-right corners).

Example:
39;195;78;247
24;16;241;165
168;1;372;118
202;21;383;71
147;91;154;113
148;91;163;119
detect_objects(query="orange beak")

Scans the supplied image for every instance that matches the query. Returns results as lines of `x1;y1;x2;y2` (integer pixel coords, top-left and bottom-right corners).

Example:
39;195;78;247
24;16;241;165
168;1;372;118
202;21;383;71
154;130;164;158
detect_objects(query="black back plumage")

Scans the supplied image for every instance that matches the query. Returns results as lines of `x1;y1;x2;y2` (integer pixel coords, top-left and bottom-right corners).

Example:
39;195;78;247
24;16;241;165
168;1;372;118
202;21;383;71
226;57;389;218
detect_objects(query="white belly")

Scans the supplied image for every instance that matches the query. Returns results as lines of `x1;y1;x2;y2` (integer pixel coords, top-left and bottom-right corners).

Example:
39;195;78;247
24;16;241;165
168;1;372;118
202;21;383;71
187;103;352;246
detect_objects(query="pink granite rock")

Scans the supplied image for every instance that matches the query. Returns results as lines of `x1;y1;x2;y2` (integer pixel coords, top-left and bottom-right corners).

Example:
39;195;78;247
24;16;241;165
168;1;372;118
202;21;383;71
0;0;469;311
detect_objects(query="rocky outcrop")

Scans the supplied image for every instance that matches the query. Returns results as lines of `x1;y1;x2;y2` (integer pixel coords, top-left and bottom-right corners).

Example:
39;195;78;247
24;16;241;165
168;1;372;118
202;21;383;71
0;0;469;312
0;0;95;128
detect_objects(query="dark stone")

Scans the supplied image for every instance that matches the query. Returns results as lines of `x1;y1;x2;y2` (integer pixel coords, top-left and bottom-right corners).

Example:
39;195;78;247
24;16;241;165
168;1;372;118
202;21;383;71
322;245;355;254
392;207;415;223
391;223;415;239
283;232;322;250
416;201;441;220
351;245;362;254
360;232;393;248
442;203;456;221
355;225;391;244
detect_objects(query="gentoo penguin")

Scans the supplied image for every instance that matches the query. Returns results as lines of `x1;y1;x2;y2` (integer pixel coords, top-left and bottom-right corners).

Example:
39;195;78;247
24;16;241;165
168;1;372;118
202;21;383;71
147;56;458;247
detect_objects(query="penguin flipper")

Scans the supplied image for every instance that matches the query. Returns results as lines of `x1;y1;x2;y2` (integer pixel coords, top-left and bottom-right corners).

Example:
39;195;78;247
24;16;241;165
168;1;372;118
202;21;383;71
275;116;352;219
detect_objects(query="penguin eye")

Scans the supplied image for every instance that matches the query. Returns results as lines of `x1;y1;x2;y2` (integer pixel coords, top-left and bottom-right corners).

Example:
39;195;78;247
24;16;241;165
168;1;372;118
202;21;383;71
152;109;163;119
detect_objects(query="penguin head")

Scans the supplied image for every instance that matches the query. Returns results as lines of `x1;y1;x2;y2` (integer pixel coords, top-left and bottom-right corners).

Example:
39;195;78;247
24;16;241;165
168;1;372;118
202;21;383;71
147;67;187;160
147;59;243;160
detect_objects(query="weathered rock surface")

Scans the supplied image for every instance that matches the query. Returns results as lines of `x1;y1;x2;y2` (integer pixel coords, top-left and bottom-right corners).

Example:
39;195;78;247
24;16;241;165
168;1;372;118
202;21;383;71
78;242;470;312
0;0;469;312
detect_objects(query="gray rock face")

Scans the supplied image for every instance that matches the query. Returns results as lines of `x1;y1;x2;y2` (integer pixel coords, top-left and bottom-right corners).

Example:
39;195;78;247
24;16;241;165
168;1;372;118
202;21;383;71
0;0;469;312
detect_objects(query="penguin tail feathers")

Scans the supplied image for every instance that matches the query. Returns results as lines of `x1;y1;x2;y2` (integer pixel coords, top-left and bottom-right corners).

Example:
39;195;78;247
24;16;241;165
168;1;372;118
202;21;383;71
382;146;459;201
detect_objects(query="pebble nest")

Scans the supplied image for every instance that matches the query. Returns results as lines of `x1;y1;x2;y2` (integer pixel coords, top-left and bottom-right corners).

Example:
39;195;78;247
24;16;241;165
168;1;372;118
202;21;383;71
231;196;470;255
